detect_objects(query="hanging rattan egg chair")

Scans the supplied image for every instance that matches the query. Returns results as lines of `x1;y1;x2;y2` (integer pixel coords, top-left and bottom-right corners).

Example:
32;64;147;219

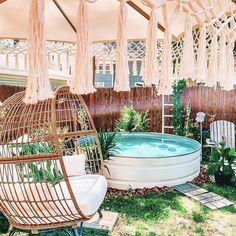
0;86;107;235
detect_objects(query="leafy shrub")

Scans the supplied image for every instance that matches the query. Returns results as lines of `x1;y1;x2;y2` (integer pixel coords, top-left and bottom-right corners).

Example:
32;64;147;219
116;106;149;132
207;141;236;185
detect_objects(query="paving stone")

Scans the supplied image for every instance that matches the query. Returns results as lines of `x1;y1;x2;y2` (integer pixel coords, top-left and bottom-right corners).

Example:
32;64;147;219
204;202;218;210
220;198;233;206
199;195;223;204
174;183;233;210
192;192;218;201
185;188;208;197
211;200;229;208
84;210;119;231
173;183;200;193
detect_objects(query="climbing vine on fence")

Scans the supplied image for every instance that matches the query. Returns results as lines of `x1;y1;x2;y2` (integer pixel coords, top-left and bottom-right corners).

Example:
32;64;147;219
172;79;187;135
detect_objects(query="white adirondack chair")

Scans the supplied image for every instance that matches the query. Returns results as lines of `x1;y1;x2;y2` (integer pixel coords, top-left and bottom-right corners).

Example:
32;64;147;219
207;120;235;148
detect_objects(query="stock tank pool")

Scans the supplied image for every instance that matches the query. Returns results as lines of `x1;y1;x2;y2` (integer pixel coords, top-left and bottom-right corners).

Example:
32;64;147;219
105;132;201;190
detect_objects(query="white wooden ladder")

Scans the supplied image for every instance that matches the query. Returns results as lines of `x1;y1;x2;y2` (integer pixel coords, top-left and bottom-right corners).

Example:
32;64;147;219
161;94;174;133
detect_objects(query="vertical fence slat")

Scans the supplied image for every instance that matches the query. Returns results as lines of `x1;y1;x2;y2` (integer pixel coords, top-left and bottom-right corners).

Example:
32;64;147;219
0;86;235;132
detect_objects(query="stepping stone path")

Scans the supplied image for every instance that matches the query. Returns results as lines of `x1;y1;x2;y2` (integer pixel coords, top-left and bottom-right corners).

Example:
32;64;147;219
173;183;233;210
84;210;119;231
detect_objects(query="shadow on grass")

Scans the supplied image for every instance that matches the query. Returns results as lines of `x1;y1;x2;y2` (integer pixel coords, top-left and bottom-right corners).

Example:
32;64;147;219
102;192;185;223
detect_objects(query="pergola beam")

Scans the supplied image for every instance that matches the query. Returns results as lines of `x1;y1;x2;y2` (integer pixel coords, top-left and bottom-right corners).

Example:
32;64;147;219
127;0;177;40
53;0;77;33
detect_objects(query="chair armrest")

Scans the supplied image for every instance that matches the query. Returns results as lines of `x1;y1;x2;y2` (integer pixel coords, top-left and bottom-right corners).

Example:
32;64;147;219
206;139;215;145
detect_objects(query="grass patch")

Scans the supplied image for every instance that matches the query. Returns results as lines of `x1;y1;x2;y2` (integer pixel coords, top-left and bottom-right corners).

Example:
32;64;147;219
195;226;204;236
103;192;185;224
192;211;206;223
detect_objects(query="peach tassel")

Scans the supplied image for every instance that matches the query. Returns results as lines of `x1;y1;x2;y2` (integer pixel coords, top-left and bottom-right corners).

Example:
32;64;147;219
114;0;130;92
70;0;96;95
24;0;54;104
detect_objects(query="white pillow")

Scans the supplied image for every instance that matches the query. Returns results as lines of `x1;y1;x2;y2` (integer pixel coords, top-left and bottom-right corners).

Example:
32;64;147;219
62;154;86;177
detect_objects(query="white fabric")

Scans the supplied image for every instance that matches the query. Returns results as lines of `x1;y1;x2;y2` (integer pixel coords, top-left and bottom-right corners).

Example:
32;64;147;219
114;0;130;92
179;14;195;78
70;0;96;95
224;41;235;91
0;0;234;42
142;1;159;86
206;33;218;87
159;30;172;94
62;154;86;177
10;135;30;144
196;25;207;83
0;174;107;218
218;33;227;88
159;4;181;95
24;0;54;104
68;175;107;216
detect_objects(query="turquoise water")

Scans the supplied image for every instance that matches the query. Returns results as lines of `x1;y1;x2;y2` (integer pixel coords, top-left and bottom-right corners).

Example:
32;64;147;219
112;133;200;158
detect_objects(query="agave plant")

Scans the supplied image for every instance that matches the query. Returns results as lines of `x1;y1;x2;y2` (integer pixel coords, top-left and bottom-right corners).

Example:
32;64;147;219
115;106;149;132
98;129;118;160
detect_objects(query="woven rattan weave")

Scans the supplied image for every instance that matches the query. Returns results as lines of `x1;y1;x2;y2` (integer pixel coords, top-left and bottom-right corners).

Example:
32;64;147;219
0;86;104;231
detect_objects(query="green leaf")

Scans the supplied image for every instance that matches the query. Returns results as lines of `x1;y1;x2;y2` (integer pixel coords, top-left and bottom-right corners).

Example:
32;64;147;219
222;165;233;176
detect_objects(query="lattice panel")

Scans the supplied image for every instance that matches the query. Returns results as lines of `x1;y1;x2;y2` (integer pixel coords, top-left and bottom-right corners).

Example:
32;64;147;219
0;18;235;80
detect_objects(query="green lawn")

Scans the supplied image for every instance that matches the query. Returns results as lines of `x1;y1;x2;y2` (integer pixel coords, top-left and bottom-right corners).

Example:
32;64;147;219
39;183;236;236
1;183;236;236
102;183;236;236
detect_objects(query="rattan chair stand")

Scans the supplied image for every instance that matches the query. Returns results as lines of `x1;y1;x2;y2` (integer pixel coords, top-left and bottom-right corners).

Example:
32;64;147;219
0;86;107;235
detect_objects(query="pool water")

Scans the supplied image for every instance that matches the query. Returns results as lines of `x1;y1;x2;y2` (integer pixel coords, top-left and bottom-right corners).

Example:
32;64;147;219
112;133;200;158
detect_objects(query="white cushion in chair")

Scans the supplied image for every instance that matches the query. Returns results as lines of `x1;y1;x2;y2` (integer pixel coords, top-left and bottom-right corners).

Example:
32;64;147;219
62;154;86;176
0;174;107;223
68;175;107;216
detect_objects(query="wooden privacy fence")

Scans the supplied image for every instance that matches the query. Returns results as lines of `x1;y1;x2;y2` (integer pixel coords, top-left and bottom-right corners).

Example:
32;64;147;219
83;87;169;132
85;86;236;132
182;86;236;128
0;85;235;132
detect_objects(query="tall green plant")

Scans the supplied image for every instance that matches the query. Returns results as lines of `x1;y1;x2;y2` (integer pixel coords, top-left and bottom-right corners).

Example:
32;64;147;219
116;106;149;132
172;79;187;135
98;130;118;160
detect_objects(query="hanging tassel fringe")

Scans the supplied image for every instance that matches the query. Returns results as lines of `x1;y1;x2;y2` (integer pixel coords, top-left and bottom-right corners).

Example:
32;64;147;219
206;34;218;87
195;25;207;83
143;2;159;86
114;0;130;92
70;0;96;95
224;41;235;91
24;0;54;104
159;30;173;94
179;14;195;78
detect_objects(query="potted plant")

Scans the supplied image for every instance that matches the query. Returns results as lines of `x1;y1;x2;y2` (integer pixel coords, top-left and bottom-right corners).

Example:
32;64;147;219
207;141;236;186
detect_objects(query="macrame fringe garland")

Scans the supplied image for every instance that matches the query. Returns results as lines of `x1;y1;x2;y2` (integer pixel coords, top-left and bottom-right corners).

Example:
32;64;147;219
114;0;130;92
24;0;54;104
70;0;96;95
